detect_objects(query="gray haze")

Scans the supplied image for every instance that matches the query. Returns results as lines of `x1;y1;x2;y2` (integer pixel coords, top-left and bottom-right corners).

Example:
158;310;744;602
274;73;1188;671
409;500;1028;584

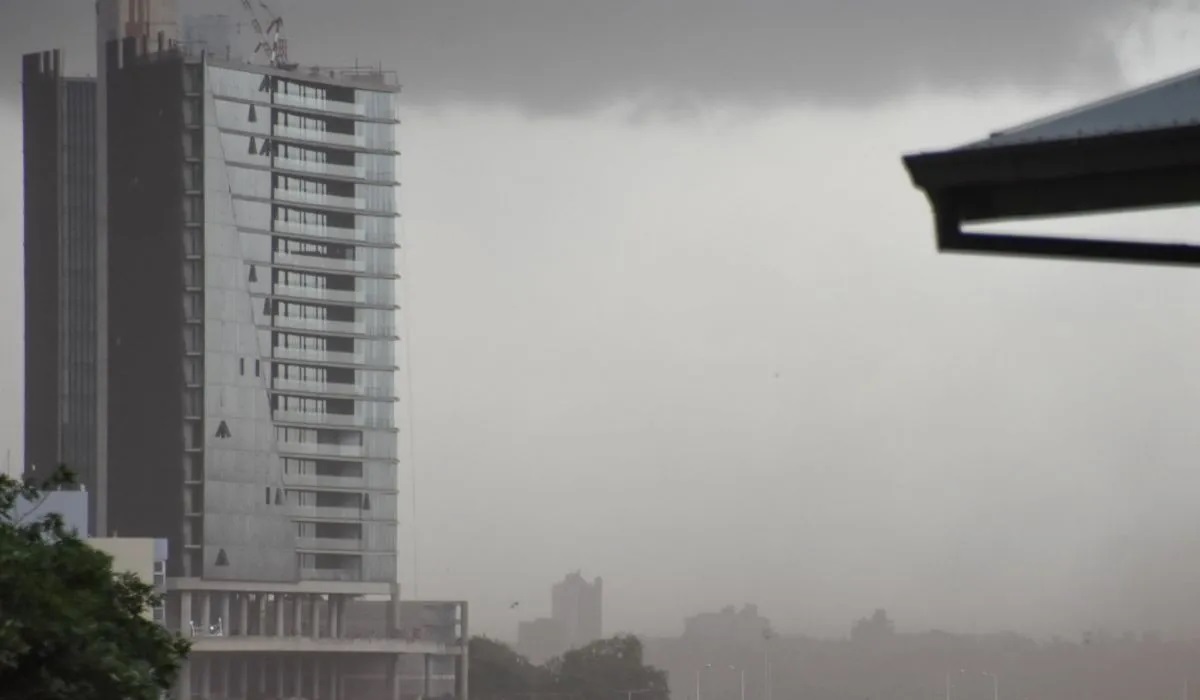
7;0;1200;642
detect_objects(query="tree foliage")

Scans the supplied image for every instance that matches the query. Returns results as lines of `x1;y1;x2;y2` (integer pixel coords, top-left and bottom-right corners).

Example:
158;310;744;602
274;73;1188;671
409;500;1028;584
0;467;190;700
557;635;669;700
470;635;669;700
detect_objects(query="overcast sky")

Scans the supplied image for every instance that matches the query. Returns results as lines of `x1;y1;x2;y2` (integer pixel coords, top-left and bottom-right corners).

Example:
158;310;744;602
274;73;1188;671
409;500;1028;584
8;0;1200;641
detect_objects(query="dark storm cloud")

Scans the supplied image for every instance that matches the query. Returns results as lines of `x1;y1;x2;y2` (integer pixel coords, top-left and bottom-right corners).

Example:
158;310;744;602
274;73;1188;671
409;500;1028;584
277;0;1146;112
0;0;1171;113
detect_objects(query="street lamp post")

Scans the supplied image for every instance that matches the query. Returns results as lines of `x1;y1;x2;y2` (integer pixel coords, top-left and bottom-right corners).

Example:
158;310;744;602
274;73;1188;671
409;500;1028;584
946;669;967;700
696;664;713;700
728;666;745;700
981;672;998;700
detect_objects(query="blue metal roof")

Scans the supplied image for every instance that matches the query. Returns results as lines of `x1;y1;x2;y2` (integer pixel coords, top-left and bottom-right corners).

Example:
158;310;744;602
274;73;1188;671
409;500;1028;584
968;67;1200;148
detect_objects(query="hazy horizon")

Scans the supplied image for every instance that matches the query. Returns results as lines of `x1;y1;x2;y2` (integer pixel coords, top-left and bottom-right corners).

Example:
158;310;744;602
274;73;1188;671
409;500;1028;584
8;0;1200;644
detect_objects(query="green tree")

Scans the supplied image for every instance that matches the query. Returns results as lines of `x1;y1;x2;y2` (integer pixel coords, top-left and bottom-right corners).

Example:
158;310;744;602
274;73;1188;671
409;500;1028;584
469;635;669;700
470;636;557;698
556;635;670;700
0;467;190;700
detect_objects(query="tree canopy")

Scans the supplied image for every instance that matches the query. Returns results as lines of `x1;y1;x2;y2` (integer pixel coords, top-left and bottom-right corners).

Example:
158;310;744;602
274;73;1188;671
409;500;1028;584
0;468;190;700
470;634;669;700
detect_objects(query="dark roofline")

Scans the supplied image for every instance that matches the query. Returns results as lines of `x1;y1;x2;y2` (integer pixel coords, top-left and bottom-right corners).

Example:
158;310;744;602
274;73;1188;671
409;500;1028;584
903;122;1200;267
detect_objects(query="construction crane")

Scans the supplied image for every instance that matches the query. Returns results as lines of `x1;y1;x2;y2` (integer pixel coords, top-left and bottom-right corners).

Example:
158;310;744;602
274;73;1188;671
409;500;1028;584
239;0;295;69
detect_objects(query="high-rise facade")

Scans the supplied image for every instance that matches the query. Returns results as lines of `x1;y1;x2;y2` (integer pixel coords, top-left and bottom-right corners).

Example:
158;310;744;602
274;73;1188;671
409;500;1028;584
22;50;99;532
23;8;468;698
103;36;403;586
552;571;603;650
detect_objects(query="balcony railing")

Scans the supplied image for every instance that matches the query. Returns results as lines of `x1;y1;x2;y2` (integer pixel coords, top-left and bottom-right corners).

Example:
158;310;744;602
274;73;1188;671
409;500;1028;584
270;316;395;339
299;567;361;582
282;473;366;489
296;537;365;552
277;441;364;458
272;157;367;181
274;188;367;211
275;125;365;149
273;283;395;307
272;377;394;398
273;410;392;429
272;347;365;366
290;504;369;520
273;91;366;116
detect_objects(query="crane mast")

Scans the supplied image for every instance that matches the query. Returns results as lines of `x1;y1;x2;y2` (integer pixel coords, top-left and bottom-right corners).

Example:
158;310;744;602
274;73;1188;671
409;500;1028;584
239;0;293;69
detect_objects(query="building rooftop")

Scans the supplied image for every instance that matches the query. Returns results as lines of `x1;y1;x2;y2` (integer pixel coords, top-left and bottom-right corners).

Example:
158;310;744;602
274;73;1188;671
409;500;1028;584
963;68;1200;149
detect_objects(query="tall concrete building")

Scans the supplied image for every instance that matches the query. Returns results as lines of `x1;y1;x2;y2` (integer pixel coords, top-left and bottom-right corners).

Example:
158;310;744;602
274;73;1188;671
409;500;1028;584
552;571;603;650
21;50;99;532
22;5;468;698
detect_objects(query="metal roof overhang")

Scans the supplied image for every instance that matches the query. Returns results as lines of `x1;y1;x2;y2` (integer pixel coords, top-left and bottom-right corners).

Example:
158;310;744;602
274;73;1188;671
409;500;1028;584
902;123;1200;266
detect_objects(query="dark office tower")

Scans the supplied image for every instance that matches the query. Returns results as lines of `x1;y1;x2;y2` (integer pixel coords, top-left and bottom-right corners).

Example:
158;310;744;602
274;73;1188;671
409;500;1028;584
22;50;99;527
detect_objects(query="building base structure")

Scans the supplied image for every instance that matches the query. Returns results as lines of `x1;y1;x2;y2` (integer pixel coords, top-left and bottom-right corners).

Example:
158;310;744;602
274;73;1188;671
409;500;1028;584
168;579;468;700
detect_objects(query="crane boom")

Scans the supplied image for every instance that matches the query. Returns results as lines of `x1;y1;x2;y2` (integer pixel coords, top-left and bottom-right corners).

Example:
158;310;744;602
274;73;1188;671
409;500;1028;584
239;0;291;68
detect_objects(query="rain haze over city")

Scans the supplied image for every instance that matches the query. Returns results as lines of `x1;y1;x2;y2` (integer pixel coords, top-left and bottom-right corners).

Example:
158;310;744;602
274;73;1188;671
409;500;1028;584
8;1;1200;699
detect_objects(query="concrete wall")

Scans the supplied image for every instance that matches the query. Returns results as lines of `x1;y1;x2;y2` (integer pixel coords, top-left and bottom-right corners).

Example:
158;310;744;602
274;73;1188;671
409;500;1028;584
90;536;158;583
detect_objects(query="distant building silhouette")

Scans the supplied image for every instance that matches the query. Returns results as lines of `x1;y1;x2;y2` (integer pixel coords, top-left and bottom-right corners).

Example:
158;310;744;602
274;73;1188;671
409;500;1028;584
553;571;603;650
517;617;566;664
683;604;772;647
517;571;604;662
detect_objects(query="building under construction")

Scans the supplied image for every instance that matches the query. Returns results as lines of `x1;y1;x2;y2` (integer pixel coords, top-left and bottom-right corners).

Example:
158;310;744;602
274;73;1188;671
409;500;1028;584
21;2;466;698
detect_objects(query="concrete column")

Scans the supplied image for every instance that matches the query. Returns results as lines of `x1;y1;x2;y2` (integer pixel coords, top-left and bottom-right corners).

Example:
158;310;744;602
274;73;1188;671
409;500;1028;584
221;655;231;697
424;654;432;698
313;657;322;700
293;594;304;636
259;655;267;694
257;594;268;635
276;657;285;697
274;595;285;636
389;654;403;700
240;656;249;700
388;582;402;637
239;594;250;636
201;592;212;634
180;591;193;638
200;656;212;698
330;595;341;638
330;660;340;700
221;592;231;636
175;658;191;700
311;594;322;638
459;602;470;700
294;655;303;698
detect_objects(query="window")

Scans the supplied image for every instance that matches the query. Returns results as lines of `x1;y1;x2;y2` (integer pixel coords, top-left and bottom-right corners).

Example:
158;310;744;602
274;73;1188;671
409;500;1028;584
183;195;203;223
184;358;203;385
248;103;257;123
183;228;202;256
183;162;202;191
183;326;202;353
183;260;202;288
183;293;203;321
255;359;261;377
239;358;245;375
183;390;201;417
